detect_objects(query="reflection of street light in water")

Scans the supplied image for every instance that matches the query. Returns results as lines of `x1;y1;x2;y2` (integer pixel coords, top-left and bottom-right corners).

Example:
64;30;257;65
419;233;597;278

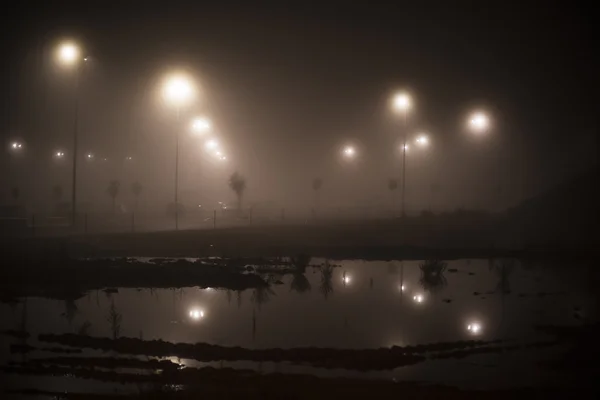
342;270;351;286
189;308;205;320
467;322;482;335
413;293;424;303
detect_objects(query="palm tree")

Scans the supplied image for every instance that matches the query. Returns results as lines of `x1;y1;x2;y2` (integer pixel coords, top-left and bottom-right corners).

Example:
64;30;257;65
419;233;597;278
131;181;142;210
319;261;334;300
228;172;246;211
291;272;311;293
290;254;312;293
52;185;63;203
419;259;448;294
107;180;120;214
388;179;398;211
251;284;275;310
106;301;122;340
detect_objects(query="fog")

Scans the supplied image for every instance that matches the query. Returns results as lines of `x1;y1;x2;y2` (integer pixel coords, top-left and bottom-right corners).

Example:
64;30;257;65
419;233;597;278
1;5;597;219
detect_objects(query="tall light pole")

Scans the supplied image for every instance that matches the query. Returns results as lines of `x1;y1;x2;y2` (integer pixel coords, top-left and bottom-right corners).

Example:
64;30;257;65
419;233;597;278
392;91;412;217
163;73;194;230
57;41;85;227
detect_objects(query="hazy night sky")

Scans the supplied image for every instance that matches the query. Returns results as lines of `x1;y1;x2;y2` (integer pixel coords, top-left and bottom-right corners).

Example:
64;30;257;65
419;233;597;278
0;2;597;212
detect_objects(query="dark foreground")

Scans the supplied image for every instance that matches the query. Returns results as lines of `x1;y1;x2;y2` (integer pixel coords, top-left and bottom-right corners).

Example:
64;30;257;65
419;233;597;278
1;257;598;398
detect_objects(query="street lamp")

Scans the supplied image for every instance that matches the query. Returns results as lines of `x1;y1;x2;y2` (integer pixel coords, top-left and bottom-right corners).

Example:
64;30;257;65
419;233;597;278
56;40;85;228
415;134;429;147
191;116;211;135
342;145;356;159
205;138;219;150
163;72;195;230
10;142;24;152
391;91;412;217
57;42;80;66
55;150;66;159
468;111;490;134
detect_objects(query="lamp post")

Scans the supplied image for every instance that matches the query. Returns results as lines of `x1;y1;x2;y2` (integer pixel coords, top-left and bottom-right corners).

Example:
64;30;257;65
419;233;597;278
163;73;194;230
392;91;412;217
57;41;85;227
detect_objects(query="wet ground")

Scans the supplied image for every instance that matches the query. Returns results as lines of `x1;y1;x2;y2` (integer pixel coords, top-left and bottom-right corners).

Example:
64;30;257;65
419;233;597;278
1;257;598;397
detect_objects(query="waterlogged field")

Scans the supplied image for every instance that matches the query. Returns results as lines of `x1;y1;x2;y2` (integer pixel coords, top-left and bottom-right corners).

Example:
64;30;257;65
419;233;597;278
1;258;597;396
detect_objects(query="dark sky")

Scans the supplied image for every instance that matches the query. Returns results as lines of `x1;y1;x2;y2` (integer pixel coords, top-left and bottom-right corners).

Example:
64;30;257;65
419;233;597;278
0;2;597;212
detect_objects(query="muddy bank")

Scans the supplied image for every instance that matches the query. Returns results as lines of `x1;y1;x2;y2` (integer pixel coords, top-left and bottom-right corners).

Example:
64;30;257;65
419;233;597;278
0;258;268;301
37;333;514;370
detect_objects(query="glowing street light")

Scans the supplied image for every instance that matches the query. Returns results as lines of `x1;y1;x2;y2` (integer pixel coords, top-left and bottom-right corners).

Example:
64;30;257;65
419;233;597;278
163;73;195;107
56;40;85;227
205;138;219;150
57;42;81;66
55;151;66;159
392;92;412;113
468;111;490;133
415;134;429;147
412;293;424;303
10;142;24;151
191;116;211;135
342;145;356;159
86;153;94;160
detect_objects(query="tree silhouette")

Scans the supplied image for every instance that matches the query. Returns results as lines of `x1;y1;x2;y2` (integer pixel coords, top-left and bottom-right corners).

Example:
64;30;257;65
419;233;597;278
11;186;19;203
228;172;246;211
290;256;312;294
107;180;120;214
63;299;78;330
106;301;122;340
419;260;448;294
131;181;143;209
251;284;275;310
319;261;334;300
388;179;398;210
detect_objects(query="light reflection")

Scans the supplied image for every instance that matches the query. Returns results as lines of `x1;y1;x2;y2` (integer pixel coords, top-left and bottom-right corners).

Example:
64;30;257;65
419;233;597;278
412;293;424;303
342;275;351;285
188;308;205;320
466;322;482;335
